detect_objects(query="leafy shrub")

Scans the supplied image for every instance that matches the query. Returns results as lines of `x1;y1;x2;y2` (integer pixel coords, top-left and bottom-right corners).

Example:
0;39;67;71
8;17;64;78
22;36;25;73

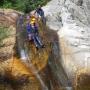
0;0;50;13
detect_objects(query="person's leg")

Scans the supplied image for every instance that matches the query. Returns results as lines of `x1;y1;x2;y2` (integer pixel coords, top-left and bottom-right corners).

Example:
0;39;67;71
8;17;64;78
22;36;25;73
32;35;40;48
28;33;32;41
35;34;44;47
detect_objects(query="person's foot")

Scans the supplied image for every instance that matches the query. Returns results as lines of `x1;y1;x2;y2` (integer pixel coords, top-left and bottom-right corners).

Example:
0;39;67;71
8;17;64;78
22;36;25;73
41;45;45;48
36;46;39;50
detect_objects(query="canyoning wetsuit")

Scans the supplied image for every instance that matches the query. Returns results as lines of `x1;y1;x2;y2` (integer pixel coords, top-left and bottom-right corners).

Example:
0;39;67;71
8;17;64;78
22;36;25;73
26;23;33;41
26;23;43;49
35;8;46;24
31;23;43;48
36;8;44;17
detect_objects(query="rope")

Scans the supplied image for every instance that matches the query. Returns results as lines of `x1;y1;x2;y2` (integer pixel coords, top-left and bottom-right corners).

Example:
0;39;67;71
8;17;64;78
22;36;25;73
10;50;14;74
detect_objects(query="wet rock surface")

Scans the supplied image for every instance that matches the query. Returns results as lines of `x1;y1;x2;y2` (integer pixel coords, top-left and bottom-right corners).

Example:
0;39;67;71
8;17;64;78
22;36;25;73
43;0;90;89
0;11;62;90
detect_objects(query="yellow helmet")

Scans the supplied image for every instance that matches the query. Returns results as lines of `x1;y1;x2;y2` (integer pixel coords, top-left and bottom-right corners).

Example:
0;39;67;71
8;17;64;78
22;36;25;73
30;21;35;24
30;16;36;24
32;18;36;21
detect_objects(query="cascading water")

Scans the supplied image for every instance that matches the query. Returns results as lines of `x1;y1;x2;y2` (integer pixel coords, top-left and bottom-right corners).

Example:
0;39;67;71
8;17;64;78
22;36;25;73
16;16;49;90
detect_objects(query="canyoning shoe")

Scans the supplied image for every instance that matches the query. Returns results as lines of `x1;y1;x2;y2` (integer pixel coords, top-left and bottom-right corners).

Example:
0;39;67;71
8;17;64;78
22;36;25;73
41;45;45;48
36;46;39;51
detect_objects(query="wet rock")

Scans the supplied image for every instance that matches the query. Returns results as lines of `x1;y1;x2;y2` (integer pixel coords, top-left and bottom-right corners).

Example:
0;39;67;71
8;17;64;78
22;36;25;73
43;0;90;89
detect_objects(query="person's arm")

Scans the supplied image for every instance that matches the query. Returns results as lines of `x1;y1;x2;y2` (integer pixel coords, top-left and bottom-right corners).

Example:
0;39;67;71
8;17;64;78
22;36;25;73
34;9;38;14
41;8;44;16
26;24;31;33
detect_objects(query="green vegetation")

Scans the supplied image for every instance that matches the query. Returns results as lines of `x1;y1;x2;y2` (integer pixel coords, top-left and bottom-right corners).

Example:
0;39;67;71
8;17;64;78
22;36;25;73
0;0;50;13
0;27;9;47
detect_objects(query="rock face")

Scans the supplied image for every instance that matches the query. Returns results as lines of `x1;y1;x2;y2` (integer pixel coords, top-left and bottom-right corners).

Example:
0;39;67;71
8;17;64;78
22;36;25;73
0;9;18;62
43;0;90;88
0;10;53;90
